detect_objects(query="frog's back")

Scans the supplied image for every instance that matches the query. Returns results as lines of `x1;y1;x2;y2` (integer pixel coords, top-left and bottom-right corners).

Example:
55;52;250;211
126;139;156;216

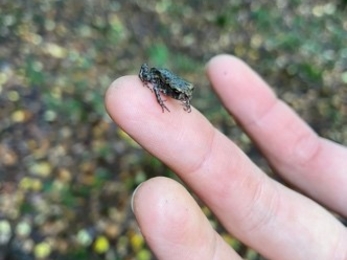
156;68;193;91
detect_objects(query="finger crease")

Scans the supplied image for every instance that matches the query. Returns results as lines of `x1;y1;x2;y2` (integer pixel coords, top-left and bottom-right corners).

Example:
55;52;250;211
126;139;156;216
188;127;217;175
243;97;279;129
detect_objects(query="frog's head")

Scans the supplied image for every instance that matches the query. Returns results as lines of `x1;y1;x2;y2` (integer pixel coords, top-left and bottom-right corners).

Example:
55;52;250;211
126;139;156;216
139;63;151;82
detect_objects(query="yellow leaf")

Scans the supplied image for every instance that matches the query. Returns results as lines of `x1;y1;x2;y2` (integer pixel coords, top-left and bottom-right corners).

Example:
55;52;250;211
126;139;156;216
130;233;144;252
29;161;52;177
34;242;51;259
94;235;109;254
44;43;67;59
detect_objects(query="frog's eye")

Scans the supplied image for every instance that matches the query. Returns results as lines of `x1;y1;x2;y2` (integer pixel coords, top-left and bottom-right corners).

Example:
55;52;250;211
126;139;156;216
140;63;149;72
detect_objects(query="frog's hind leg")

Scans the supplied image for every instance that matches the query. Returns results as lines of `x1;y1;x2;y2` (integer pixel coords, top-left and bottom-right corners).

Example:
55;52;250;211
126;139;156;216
182;100;192;113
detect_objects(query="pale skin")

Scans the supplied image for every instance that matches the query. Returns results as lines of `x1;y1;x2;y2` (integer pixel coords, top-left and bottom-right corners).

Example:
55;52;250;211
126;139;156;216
105;55;347;260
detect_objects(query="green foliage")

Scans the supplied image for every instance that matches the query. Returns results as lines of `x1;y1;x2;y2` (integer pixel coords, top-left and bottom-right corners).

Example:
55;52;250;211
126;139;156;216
24;56;46;86
148;43;170;67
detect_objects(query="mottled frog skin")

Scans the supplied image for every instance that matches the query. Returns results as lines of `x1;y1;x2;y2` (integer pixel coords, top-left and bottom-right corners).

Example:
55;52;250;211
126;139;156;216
139;63;194;113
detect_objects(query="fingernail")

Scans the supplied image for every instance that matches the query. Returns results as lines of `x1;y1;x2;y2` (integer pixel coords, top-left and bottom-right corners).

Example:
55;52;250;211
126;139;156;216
131;183;143;213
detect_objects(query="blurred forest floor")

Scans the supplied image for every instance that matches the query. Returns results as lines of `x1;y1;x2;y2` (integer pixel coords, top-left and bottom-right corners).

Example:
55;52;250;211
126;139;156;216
0;0;346;259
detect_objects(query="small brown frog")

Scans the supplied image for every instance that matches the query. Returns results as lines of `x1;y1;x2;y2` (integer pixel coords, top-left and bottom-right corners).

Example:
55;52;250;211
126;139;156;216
139;63;194;113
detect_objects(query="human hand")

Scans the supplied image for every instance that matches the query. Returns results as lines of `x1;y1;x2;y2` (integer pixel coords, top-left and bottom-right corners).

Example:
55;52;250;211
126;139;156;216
105;55;347;260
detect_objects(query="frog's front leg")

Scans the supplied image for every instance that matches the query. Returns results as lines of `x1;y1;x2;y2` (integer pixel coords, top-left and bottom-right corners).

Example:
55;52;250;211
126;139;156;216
153;85;170;112
142;80;154;93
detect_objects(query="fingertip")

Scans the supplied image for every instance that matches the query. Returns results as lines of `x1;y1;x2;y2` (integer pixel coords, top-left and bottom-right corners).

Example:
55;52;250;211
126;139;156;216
206;54;244;70
132;177;208;254
205;54;277;125
132;177;203;247
105;75;144;122
132;177;197;231
206;54;250;89
132;177;239;259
